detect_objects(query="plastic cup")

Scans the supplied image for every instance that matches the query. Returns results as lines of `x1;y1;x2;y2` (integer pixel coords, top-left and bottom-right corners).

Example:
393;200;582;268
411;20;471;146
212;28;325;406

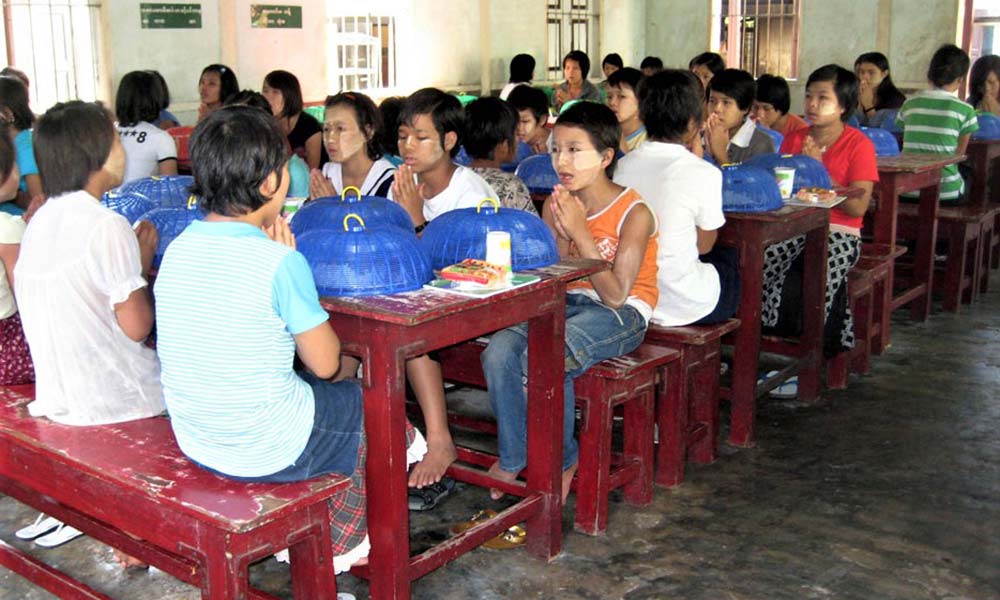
485;230;512;274
283;197;306;221
774;167;795;200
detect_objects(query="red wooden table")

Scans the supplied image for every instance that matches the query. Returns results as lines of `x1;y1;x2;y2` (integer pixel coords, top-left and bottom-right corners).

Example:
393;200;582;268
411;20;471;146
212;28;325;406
717;206;830;447
320;258;606;600
870;153;965;320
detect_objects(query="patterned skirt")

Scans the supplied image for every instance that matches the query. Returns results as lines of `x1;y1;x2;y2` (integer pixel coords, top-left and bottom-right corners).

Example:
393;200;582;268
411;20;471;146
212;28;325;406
0;312;35;385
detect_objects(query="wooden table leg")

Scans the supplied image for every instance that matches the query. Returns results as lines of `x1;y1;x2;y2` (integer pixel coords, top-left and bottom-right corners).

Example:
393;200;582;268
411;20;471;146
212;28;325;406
361;330;412;600
289;505;337;599
798;224;828;402
199;530;250;600
727;235;763;448
873;176;900;352
524;306;565;561
911;182;941;321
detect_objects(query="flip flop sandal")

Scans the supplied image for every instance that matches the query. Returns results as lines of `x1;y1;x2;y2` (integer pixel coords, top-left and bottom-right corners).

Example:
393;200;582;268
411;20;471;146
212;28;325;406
15;514;61;540
408;477;456;511
34;523;83;548
766;371;799;399
483;525;527;550
449;509;498;536
337;594;356;600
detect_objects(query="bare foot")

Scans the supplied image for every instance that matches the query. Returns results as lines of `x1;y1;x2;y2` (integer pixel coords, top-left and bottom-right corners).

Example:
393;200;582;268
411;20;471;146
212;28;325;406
487;461;520;500
408;441;457;488
561;463;578;505
112;549;147;570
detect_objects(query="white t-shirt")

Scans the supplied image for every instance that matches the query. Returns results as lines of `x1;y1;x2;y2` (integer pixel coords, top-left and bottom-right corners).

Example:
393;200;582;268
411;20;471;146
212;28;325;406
320;157;397;199
614;141;726;326
118;121;177;184
423;165;498;222
0;213;25;320
499;82;528;101
14;190;164;425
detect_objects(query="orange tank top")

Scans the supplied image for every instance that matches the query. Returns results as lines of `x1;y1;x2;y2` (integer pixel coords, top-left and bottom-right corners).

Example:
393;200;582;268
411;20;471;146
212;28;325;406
566;188;659;316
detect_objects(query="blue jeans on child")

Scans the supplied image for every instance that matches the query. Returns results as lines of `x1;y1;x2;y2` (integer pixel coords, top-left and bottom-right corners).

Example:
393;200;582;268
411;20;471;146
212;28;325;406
481;293;648;474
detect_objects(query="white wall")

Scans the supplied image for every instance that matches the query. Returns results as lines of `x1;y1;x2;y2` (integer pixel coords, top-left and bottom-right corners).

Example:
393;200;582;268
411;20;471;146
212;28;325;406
601;0;646;70
644;0;711;69
488;0;547;90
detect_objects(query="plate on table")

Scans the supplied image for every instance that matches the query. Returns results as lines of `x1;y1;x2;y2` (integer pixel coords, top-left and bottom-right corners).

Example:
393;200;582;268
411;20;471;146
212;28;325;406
424;273;541;298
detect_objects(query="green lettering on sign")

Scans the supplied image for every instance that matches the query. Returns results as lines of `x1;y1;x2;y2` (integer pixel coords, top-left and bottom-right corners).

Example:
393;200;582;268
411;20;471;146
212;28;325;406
140;3;202;29
250;4;303;29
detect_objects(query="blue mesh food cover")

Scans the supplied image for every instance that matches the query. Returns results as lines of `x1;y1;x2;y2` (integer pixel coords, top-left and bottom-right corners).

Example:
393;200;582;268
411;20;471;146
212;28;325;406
101;190;157;225
500;141;534;173
298;214;432;297
758;126;784;151
721;164;784;213
453;146;473;166
860;126;900;157
744;153;831;192
290;187;413;236
515;154;558;195
973;113;1000;140
139;205;206;267
875;109;901;132
421;198;558;270
118;175;196;209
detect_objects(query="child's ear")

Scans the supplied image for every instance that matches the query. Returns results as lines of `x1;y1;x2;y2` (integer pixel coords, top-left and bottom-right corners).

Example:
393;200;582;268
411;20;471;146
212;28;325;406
443;131;458;154
259;170;280;198
601;147;615;170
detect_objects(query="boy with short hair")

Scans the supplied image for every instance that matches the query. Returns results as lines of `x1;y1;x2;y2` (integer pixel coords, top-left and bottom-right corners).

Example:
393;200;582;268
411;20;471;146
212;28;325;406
705;68;775;164
606;67;647;152
464;96;537;214
507;85;552;154
640;56;664;76
897;44;978;203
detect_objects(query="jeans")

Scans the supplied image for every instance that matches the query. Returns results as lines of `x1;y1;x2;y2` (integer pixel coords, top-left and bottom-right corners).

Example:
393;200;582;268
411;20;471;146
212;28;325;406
481;293;648;473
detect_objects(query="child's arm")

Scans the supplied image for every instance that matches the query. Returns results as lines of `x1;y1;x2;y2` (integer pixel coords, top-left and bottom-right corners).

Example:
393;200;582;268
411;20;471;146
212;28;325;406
696;227;717;255
391;164;428;231
293;322;341;379
114;221;158;341
956;133;972;158
309;168;336;200
158;159;178;176
17;174;43;210
0;243;18;290
541;193;572;256
551;185;655;308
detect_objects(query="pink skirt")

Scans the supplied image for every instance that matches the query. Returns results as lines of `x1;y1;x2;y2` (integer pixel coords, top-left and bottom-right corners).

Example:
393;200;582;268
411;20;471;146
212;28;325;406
0;312;35;385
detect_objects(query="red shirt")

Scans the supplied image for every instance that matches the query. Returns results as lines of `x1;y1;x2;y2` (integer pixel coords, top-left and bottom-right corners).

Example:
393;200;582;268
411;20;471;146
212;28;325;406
780;126;879;231
780;113;810;138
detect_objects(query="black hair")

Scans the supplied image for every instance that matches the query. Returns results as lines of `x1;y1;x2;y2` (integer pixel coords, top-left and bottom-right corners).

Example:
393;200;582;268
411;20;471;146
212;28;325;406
509;54;536;83
554;101;621;177
708;68;756;111
200;64;239;104
0;67;28;88
640;56;664;72
148;70;171;110
755;73;791;114
854;52;905;111
968;54;1000;109
602;53;624;70
399;88;464;158
507;85;549;124
115;71;164;127
0;123;14;183
34;101;116;198
689;52;726;74
638;69;704;142
928;44;970;88
0;76;34;130
607;67;644;94
189;106;288;217
378;96;404;157
263;70;304;119
806;64;859;123
463;97;518;160
224;89;273;113
563;50;591;79
325;91;383;160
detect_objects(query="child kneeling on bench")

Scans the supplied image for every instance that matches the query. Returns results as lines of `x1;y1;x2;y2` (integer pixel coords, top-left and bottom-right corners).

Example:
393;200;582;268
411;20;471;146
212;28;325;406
154;106;426;573
481;102;659;503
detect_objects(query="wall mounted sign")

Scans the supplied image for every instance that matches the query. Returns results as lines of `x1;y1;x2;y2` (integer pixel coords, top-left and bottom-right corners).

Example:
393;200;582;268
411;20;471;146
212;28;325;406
140;3;202;29
250;5;303;29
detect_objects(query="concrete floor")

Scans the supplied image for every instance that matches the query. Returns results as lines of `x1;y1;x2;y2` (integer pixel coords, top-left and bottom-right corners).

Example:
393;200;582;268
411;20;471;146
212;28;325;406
2;282;999;599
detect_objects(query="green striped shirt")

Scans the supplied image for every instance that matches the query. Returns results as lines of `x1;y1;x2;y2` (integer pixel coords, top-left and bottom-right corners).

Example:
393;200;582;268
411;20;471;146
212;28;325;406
897;90;978;201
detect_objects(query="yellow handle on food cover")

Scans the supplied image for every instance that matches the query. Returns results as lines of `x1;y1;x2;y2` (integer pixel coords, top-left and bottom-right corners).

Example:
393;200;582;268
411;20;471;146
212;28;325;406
476;197;500;213
187;194;198;209
341;186;362;202
343;213;366;231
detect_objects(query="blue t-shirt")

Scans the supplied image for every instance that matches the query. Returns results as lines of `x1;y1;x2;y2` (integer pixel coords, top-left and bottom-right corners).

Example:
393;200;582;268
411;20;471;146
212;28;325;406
14;129;37;193
288;154;310;198
158;108;179;126
154;220;330;477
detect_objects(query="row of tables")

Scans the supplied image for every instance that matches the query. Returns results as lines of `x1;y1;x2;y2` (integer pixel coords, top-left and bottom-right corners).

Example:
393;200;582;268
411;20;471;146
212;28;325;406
317;143;1000;599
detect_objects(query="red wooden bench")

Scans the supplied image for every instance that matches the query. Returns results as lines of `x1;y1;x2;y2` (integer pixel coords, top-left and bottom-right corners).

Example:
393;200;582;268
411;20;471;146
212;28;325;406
436;340;681;535
859;243;907;355
0;385;350;600
826;267;873;389
167;126;193;174
642;319;741;487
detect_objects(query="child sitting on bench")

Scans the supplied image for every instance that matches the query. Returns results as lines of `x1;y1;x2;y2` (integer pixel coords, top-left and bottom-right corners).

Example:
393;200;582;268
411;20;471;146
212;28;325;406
154;106;426;572
482;102;658;503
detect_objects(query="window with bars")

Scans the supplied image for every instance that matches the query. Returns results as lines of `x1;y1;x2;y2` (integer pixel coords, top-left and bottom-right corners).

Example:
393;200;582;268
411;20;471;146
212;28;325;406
711;0;800;79
327;14;396;92
970;2;1000;64
2;0;103;111
546;0;599;80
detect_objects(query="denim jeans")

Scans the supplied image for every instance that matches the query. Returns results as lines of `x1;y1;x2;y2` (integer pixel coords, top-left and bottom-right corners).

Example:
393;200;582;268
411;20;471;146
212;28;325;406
481;293;648;473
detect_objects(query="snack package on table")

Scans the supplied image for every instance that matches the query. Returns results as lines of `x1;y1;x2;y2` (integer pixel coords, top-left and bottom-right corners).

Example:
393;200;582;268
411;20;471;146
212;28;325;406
439;259;510;287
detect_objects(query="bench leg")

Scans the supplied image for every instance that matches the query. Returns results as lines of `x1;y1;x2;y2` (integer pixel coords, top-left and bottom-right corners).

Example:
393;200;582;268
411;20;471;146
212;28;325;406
289;504;337;599
826;353;849;390
851;287;873;376
621;384;655;507
941;223;966;313
980;223;993;294
573;380;613;536
654;358;686;487
199;530;251;600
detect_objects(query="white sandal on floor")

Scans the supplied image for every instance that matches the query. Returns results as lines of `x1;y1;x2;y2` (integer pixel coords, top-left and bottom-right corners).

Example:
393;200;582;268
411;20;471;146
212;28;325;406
14;514;61;540
34;523;84;548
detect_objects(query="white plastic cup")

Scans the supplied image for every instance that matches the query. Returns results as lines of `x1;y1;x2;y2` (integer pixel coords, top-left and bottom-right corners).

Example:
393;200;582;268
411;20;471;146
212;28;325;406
486;231;512;274
774;167;795;200
283;197;306;221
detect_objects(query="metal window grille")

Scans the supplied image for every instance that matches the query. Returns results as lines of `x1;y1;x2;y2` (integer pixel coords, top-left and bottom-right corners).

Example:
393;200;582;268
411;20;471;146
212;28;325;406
971;6;1000;64
546;0;599;80
712;0;800;79
328;14;396;92
2;0;102;111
